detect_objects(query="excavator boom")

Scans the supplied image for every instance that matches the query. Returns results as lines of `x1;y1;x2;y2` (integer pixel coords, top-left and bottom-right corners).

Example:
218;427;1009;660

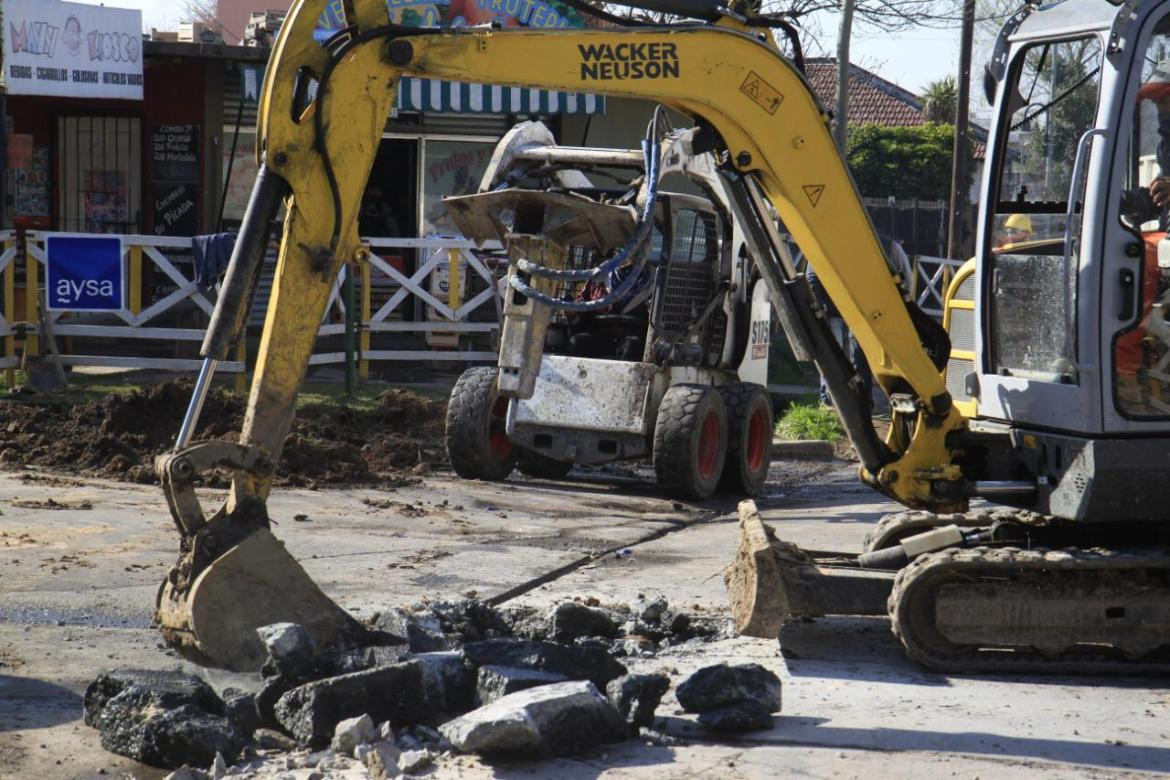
157;0;965;670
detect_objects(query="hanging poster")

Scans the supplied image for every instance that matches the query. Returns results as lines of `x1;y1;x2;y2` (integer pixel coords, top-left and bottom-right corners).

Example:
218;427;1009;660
84;171;129;233
15;147;51;219
151;124;200;236
1;0;144;100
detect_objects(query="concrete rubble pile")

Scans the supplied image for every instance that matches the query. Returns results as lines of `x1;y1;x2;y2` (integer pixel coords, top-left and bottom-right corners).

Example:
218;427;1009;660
83;594;775;777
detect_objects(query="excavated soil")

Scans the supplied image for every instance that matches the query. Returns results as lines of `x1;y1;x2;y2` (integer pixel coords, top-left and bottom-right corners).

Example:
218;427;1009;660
0;380;447;488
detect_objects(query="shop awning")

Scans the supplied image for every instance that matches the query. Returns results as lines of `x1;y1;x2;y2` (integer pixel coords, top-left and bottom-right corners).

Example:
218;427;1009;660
396;78;604;115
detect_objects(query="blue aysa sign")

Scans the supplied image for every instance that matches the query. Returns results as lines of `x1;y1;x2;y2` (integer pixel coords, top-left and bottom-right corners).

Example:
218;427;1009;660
46;234;125;312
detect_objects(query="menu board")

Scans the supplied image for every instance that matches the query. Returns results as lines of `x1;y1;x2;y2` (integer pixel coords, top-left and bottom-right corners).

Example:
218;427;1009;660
151;124;200;236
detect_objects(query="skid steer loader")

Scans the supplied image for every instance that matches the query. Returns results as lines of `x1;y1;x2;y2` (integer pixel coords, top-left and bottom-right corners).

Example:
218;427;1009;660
155;0;1170;675
441;121;777;500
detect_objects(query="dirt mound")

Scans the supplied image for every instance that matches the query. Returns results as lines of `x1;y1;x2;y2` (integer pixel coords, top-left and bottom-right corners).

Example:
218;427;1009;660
0;379;447;487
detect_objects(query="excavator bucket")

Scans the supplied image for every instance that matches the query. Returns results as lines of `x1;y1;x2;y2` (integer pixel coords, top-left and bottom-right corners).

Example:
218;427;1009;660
725;500;892;637
155;443;368;672
157;529;365;671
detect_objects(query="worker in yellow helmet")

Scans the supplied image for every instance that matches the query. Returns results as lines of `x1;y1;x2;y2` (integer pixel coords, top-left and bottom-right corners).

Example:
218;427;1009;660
996;213;1033;250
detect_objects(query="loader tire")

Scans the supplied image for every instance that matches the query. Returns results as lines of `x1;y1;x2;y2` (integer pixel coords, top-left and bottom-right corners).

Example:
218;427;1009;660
517;449;573;480
718;382;773;496
446;366;516;481
653;384;727;501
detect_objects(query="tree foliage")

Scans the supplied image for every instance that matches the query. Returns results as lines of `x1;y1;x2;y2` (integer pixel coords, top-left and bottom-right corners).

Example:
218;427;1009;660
921;75;958;123
595;0;966;34
846;123;972;201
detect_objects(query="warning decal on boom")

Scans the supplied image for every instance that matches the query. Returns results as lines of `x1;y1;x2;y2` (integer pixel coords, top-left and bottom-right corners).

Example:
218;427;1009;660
740;71;783;115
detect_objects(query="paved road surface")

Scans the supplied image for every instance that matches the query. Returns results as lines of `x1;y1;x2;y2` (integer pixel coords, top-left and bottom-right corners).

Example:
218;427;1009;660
0;461;1165;778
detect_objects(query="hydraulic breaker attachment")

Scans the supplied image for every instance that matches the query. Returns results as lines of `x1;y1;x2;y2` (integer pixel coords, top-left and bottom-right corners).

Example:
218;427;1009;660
725;500;892;638
496;235;569;399
443;189;637;399
156;441;366;671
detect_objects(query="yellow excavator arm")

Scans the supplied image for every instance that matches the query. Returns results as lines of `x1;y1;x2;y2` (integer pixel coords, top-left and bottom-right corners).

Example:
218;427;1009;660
156;0;966;671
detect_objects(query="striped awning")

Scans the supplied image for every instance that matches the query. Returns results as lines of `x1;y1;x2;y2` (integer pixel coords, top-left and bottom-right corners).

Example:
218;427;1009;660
396;78;604;115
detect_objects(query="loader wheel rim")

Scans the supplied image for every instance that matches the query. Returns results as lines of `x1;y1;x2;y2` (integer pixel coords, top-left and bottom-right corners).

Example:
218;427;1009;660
489;397;513;460
697;410;722;479
746;406;769;473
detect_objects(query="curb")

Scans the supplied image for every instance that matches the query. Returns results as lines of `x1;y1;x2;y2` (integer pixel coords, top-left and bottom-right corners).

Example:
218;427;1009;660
771;438;835;460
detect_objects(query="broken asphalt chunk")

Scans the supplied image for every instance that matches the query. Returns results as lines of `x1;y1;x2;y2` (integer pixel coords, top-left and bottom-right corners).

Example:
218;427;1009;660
476;664;568;706
462;638;626;689
606;673;670;733
440;681;627;757
633;594;669;624
547;601;619;643
675;663;781;732
331;713;375;756
274;659;448;747
83;670;247;769
256;622;320;682
220;687;259;736
408;650;476;713
373;607;455;652
697;699;775;731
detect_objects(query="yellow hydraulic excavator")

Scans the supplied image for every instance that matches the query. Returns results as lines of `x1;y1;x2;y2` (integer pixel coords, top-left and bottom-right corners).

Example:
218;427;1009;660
157;0;1170;674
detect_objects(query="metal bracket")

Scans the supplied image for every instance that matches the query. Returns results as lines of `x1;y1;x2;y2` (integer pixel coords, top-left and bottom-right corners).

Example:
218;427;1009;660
157;441;275;539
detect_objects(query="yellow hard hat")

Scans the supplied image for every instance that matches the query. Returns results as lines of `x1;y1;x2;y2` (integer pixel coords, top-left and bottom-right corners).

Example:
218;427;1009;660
1004;213;1032;231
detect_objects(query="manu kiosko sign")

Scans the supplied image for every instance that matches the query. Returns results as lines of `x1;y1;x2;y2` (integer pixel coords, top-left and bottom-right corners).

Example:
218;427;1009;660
1;0;143;100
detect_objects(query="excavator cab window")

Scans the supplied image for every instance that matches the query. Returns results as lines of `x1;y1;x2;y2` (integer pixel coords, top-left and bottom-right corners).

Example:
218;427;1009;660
988;35;1104;384
1113;16;1170;418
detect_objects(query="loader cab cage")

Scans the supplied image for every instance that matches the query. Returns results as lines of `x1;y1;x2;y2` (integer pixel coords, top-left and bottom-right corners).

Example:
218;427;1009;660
544;190;730;367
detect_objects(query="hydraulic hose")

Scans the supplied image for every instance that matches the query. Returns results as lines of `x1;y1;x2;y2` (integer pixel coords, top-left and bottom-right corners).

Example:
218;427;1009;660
506;113;665;313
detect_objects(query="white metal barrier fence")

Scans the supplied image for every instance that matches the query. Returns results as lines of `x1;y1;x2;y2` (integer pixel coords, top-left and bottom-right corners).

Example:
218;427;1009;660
909;256;967;318
0;230;19;383
355;237;504;377
15;231;953;381
24;232;247;378
14;232;506;382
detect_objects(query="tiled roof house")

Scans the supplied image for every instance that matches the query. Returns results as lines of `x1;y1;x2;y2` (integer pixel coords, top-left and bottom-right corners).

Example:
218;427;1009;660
802;57;987;157
803;58;927;127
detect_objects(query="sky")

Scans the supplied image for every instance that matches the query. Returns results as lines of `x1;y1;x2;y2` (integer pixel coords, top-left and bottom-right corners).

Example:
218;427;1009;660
75;0;971;95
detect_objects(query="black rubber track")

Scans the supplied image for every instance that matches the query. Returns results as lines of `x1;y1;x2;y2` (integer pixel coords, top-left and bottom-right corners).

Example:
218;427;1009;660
445;366;516;481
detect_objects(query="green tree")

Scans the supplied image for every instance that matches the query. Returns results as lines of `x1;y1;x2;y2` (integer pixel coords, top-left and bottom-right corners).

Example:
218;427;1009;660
921;76;958;123
846;123;973;201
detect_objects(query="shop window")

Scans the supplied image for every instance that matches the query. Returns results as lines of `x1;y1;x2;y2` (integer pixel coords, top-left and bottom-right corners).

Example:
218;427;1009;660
220;129;259;228
421;138;496;235
57;115;142;234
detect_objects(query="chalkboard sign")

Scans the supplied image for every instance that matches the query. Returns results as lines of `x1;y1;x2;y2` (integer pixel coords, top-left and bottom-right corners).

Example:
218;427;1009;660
152;124;200;236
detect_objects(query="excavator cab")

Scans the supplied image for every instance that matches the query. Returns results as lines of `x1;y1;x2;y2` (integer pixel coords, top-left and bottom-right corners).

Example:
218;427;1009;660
729;0;1170;673
963;0;1170;521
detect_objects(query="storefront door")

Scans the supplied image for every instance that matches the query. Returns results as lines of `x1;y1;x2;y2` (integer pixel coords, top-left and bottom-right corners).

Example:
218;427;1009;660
57;115;142;234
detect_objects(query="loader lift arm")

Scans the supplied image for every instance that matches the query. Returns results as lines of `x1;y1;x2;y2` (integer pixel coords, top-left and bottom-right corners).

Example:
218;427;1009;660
157;0;967;670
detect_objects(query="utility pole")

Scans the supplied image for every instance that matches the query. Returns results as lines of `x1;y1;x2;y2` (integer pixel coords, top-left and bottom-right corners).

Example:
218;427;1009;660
834;0;856;152
0;93;7;229
947;0;976;259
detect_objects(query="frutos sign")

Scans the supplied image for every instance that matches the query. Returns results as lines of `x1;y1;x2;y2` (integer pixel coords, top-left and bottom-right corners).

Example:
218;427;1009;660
318;0;584;33
1;0;144;100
